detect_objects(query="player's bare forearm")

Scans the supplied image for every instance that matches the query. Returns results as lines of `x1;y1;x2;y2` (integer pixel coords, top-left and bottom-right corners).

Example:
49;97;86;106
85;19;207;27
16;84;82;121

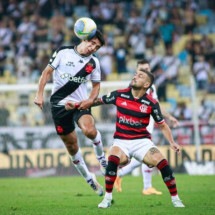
92;98;103;106
89;82;100;101
158;122;181;154
161;107;179;128
79;82;100;109
34;65;53;109
65;98;103;111
159;123;174;143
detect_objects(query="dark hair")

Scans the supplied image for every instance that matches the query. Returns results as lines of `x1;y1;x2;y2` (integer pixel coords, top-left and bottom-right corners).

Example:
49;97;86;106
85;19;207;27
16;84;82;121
90;29;105;46
139;69;154;89
137;59;150;66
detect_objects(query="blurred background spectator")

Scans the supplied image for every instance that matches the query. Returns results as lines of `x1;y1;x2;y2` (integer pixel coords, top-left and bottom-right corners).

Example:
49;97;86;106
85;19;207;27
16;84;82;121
0;0;214;126
0;102;10;126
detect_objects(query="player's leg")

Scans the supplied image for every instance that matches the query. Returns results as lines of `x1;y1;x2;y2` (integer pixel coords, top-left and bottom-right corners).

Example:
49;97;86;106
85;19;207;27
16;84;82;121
98;145;128;208
115;158;141;192
141;164;162;195
143;147;185;207
52;107;103;196
60;131;103;196
77;112;107;174
118;158;141;177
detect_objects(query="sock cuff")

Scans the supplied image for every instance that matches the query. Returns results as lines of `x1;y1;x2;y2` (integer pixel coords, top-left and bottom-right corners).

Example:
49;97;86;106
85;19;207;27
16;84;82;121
108;155;120;165
157;159;168;170
70;148;82;162
92;130;101;144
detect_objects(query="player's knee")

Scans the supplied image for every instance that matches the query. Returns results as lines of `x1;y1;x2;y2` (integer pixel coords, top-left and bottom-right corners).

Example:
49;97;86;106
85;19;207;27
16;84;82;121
64;142;79;155
82;126;96;138
151;154;164;166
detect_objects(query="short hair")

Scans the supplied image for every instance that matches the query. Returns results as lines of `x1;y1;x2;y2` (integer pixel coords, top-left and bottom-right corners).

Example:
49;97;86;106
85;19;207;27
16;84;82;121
90;29;105;46
139;69;154;89
137;59;150;66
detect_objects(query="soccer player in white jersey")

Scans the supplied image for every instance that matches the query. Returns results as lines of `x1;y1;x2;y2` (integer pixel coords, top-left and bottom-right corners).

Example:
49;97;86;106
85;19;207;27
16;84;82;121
34;30;107;196
65;67;185;208
114;59;179;195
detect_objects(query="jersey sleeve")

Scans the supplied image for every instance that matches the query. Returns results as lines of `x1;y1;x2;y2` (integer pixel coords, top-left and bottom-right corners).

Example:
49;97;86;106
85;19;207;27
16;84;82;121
48;49;62;69
151;101;165;124
91;57;101;82
101;91;117;105
151;85;158;100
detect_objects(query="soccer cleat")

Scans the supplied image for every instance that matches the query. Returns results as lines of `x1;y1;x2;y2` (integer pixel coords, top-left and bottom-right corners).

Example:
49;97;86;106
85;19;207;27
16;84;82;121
90;173;104;196
98;197;112;208
114;176;122;192
172;199;185;207
142;187;162;195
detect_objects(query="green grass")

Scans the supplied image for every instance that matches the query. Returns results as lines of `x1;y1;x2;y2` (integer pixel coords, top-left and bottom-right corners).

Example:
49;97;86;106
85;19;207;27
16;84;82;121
0;174;214;215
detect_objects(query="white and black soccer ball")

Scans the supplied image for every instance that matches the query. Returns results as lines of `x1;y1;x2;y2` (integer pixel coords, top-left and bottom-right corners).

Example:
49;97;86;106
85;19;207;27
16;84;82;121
74;17;97;40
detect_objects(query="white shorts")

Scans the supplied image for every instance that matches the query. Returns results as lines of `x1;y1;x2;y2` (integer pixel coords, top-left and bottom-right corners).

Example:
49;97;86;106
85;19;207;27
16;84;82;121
112;138;157;162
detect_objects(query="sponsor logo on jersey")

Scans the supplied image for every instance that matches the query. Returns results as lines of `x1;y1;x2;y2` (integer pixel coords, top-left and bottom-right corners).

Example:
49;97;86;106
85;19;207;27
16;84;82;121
121;94;130;98
105;93;115;102
141;99;150;105
121;101;127;106
140;104;148;113
60;73;87;83
119;116;143;126
153;108;161;120
66;61;75;67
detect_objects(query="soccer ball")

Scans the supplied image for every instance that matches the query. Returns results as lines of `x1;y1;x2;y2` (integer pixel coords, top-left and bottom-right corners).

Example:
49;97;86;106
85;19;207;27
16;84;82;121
74;17;97;40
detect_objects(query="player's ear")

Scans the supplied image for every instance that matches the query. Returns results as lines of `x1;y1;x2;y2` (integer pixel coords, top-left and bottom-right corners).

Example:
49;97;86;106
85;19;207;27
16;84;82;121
144;81;150;89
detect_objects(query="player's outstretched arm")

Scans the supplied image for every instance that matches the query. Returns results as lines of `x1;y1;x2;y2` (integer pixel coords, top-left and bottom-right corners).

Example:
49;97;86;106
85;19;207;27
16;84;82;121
157;122;181;154
79;82;100;110
65;98;104;111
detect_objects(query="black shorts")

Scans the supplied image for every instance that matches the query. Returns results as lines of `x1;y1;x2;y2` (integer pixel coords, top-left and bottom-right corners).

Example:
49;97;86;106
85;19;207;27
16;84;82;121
51;105;92;135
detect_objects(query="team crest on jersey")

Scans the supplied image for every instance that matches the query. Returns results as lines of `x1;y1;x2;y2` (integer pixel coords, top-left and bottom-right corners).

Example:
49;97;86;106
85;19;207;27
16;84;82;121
85;63;95;73
140;104;148;113
56;125;64;133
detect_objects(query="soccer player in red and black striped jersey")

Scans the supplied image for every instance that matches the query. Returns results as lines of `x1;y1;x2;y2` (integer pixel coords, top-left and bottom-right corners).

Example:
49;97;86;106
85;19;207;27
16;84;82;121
114;59;179;195
34;30;107;196
65;66;185;208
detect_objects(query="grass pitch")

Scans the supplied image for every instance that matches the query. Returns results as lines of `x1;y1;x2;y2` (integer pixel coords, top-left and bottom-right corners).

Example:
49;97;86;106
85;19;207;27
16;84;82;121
0;174;214;215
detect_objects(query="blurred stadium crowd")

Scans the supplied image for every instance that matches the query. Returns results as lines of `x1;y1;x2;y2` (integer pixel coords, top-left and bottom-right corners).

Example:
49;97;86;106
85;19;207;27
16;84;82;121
0;0;215;127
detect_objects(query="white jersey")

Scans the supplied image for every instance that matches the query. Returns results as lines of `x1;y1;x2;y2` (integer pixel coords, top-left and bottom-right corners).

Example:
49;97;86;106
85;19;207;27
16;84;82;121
146;84;158;134
48;46;101;106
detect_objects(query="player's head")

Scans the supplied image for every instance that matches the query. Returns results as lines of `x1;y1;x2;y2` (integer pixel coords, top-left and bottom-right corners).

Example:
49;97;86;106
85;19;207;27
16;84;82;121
137;59;151;73
131;68;154;90
81;29;105;55
89;29;105;46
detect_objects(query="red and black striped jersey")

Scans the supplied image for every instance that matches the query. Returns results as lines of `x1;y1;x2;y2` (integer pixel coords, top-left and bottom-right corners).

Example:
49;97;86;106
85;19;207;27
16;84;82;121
101;87;164;140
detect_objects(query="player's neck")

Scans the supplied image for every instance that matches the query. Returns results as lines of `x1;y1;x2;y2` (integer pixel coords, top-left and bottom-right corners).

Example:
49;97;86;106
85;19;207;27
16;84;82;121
131;89;146;99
